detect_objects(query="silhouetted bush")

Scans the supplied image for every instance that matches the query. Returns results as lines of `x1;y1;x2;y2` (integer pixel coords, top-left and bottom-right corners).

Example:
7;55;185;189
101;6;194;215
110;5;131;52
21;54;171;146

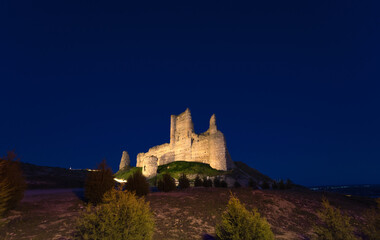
272;181;278;189
261;181;270;190
178;174;190;189
125;170;149;197
361;198;380;240
314;197;357;240
76;189;154;240
248;178;258;189
194;175;203;187
203;177;212;187
285;179;293;189
0;151;26;215
213;177;221;187
84;159;114;204
157;173;176;192
234;181;241;188
220;180;228;188
216;194;275;240
278;179;285;190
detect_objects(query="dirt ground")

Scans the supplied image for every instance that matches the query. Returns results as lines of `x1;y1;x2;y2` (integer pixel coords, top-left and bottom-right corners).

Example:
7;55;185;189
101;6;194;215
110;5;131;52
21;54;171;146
0;188;375;240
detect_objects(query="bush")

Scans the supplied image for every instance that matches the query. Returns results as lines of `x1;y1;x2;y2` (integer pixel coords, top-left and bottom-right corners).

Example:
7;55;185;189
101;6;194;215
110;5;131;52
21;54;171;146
220;180;228;188
285;179;293;189
261;181;270;190
157;173;176;192
278;179;285;190
125;170;149;197
213;177;221;187
84;159;114;204
314;197;357;240
234;181;241;188
361;198;380;240
0;151;26;214
203;177;212;187
76;189;154;240
248;178;257;189
194;175;203;187
272;181;278;190
178;174;190;189
216;194;275;240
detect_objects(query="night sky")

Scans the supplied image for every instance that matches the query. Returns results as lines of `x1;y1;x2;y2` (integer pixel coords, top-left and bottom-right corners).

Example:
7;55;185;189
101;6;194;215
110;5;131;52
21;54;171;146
1;1;379;186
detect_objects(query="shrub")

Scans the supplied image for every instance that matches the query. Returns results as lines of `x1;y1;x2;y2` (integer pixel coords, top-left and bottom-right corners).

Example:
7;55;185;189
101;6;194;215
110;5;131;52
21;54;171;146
157;173;176;192
178;174;190;189
220;180;228;188
234;181;241;188
76;189;154;240
285;179;293;189
0;151;26;213
248;178;258;189
84;159;114;204
361;198;380;240
125;170;149;197
278;179;285;190
272;181;278;190
203;177;212;187
261;181;270;190
216;194;275;240
314;197;357;240
194;175;203;187
213;177;221;187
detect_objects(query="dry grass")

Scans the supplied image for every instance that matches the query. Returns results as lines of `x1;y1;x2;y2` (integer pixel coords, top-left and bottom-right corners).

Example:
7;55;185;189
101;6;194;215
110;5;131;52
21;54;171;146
0;187;375;240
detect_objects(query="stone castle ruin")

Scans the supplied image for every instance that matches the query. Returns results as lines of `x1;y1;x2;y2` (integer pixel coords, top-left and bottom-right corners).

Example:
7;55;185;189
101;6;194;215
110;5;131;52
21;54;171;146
136;108;235;178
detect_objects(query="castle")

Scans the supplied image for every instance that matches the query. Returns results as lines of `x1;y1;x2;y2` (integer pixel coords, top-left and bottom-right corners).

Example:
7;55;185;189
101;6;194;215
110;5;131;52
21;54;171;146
136;108;235;178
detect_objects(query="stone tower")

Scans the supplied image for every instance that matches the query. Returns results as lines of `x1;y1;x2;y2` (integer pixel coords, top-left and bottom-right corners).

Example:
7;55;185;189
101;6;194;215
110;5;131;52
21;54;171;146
119;151;130;170
141;156;158;178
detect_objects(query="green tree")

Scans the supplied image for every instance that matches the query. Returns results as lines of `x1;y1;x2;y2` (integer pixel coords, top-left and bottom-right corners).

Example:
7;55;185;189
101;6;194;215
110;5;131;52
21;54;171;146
314;197;357;240
125;170;150;197
76;189;155;240
194;175;203;187
157;173;176;192
178;174;190;189
216;194;275;240
361;198;380;240
84;159;114;204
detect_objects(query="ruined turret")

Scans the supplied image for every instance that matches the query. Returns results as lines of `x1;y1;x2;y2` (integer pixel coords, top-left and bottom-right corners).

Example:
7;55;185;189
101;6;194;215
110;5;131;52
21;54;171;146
119;151;130;170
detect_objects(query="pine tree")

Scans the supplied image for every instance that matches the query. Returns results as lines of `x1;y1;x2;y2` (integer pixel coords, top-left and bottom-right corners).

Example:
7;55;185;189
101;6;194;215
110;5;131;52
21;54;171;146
194;175;203;187
157;173;176;192
84;159;114;204
178;174;190;189
125;170;150;196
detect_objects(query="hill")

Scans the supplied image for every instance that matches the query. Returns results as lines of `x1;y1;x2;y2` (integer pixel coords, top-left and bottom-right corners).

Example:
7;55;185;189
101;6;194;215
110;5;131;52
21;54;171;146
20;162;87;189
115;161;274;187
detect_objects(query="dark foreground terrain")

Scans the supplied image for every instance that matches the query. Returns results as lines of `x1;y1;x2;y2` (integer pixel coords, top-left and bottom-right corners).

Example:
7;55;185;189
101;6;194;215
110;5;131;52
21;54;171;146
1;187;376;240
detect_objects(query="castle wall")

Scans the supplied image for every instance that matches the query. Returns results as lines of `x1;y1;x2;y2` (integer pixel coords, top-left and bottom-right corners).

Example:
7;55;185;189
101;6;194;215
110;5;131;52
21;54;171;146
190;133;210;164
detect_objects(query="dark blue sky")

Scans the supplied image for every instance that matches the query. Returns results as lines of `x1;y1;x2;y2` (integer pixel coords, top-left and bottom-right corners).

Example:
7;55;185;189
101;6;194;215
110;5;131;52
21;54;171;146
1;1;379;186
